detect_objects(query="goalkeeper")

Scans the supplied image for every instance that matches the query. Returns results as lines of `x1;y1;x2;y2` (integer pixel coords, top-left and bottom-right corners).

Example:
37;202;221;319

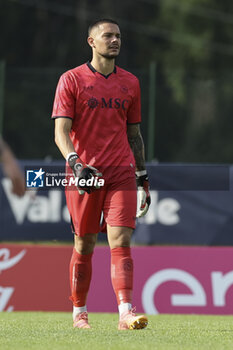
52;18;151;330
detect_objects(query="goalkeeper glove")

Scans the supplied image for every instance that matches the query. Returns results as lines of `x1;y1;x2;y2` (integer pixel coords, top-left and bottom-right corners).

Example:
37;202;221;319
67;152;102;194
136;171;151;218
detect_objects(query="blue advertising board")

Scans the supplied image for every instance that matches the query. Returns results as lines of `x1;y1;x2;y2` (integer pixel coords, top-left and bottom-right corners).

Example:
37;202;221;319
1;161;233;245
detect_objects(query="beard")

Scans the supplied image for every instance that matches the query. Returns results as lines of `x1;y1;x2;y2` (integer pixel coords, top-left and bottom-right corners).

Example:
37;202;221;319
101;50;120;60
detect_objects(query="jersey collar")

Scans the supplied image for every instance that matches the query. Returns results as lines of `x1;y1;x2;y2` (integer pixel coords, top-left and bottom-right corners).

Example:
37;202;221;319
86;61;117;79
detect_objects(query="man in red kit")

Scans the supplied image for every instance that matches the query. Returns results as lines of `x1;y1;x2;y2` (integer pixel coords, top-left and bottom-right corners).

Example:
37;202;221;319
52;19;151;330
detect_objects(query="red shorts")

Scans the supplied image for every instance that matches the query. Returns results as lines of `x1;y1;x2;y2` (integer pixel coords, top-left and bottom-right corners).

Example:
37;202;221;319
65;177;137;236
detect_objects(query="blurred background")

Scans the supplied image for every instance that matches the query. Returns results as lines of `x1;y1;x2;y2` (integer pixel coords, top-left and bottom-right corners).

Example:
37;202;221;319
1;0;233;162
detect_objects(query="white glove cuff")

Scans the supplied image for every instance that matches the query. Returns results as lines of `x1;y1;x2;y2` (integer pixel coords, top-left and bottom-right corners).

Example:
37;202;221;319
66;152;78;162
136;170;147;177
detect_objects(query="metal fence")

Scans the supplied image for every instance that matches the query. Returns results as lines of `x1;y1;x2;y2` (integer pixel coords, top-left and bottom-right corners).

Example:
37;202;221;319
1;64;233;163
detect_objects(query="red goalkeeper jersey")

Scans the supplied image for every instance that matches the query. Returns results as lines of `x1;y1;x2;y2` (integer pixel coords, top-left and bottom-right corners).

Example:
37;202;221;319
52;62;141;182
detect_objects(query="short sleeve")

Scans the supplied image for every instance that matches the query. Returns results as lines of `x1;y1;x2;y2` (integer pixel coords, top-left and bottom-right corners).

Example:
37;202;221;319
127;78;141;124
51;72;76;119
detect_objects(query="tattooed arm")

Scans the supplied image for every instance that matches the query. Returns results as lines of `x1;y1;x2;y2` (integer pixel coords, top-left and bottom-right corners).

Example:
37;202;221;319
127;123;146;171
127;123;151;217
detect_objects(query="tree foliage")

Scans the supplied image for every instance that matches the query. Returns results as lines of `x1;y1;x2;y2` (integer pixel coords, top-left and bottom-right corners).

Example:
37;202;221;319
1;0;233;162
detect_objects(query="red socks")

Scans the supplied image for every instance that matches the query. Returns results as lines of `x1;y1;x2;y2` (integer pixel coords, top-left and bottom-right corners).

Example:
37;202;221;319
111;247;133;305
69;247;133;308
69;248;93;307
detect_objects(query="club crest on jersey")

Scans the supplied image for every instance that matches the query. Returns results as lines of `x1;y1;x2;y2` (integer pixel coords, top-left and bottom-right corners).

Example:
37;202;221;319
87;97;129;110
88;97;99;109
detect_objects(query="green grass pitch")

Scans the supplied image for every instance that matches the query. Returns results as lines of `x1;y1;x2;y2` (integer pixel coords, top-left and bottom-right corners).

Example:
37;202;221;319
1;312;233;350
